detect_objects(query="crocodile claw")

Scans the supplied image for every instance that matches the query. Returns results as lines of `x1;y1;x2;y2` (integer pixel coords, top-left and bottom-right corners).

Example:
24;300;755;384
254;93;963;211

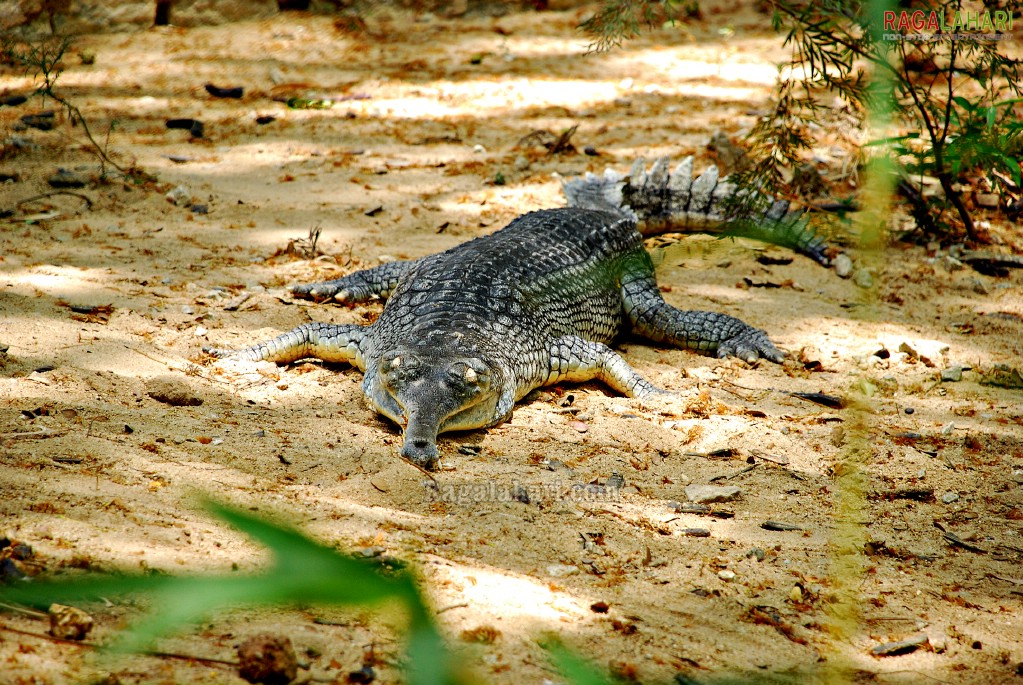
716;328;786;364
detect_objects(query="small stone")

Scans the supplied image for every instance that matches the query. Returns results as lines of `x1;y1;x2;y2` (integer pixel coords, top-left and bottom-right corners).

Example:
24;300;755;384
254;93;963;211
853;268;874;288
975;192;999;208
48;168;88;188
546;563;580;577
941;492;960;504
747;547;766;561
940;366;963;382
194;325;208;337
166;185;192;206
1011;470;1023;484
472;144;486;153
237;634;298;685
146;376;202;407
684;484;742;504
870;633;929;657
834;253;853;278
21;112;55;130
904;407;915;415
513;155;529;171
569;420;588;433
48;604;93;641
717;570;736;582
682;528;710;537
941;421;955;435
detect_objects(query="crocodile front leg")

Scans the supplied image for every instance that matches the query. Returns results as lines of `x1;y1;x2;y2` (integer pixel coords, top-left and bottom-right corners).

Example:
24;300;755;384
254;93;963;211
541;335;664;398
292;259;419;302
204;321;369;370
621;271;784;364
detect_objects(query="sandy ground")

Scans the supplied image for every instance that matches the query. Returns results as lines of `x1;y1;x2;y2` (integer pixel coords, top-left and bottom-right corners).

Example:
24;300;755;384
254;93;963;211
1;5;1023;684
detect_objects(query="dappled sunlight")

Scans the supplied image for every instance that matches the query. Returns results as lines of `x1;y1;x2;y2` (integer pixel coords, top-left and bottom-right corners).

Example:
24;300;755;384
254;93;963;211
0;263;119;298
427;558;592;627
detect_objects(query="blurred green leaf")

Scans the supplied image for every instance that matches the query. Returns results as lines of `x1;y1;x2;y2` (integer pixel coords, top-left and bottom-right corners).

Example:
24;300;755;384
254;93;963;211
0;500;457;683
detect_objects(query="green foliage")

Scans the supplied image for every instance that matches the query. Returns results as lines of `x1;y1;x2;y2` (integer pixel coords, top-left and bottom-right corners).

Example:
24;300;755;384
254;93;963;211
581;0;1023;241
0;501;456;685
580;0;686;52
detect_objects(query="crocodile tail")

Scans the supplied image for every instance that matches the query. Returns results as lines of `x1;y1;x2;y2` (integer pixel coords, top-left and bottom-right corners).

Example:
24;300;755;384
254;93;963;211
563;156;830;266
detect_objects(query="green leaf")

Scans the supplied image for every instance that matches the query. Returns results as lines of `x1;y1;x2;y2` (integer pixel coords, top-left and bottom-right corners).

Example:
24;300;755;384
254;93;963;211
0;500;454;682
952;95;975;113
545;642;615;685
864;133;919;147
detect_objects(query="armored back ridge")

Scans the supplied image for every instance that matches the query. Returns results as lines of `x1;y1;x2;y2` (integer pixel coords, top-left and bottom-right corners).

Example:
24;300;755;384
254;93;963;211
206;157;809;468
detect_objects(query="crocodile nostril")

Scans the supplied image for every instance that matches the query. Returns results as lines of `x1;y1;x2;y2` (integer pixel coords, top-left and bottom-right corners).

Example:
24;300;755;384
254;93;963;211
413;439;429;449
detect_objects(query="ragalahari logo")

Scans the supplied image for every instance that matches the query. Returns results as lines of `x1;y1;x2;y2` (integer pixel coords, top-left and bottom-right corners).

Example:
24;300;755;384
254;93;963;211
882;9;1013;41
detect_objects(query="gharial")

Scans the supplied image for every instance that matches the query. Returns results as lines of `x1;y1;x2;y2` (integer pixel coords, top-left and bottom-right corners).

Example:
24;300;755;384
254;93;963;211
205;157;827;469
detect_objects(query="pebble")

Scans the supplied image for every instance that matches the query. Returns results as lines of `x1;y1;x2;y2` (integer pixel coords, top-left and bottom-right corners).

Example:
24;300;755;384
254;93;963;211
569;420;588;433
48;604;93;641
513;155;529;171
193;325;208;337
904;407;915;415
853;268;874;288
47;168;88;188
546;563;580;577
1012;470;1023;484
940;366;963;382
166;185;192;206
237;634;298;685
717;570;736;582
682;528;710;537
870;633;929;657
834;253;853;278
684;484;742;504
472;144;486;153
146;376;202;406
941;492;960;504
975;193;999;208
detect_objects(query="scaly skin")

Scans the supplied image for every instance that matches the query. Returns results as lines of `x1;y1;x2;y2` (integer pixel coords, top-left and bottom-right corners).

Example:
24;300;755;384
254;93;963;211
207;160;793;469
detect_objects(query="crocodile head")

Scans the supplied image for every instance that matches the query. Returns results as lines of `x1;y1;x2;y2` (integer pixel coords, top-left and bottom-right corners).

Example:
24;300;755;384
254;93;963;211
366;348;506;468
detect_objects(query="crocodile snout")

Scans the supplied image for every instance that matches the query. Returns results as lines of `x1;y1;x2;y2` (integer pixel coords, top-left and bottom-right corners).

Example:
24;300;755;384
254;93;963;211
400;415;440;469
396;435;437;472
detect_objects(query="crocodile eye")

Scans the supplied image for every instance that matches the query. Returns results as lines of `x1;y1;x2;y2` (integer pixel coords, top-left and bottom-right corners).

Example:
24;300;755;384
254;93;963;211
391;355;401;369
464;367;477;384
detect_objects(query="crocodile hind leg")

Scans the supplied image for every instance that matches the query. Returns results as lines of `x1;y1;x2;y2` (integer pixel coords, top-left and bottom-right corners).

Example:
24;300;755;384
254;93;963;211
542;335;665;399
292;259;418;302
204;321;369;370
621;271;785;364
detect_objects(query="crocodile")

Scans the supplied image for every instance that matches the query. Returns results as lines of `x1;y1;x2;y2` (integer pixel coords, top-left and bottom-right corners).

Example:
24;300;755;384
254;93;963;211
206;157;821;469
